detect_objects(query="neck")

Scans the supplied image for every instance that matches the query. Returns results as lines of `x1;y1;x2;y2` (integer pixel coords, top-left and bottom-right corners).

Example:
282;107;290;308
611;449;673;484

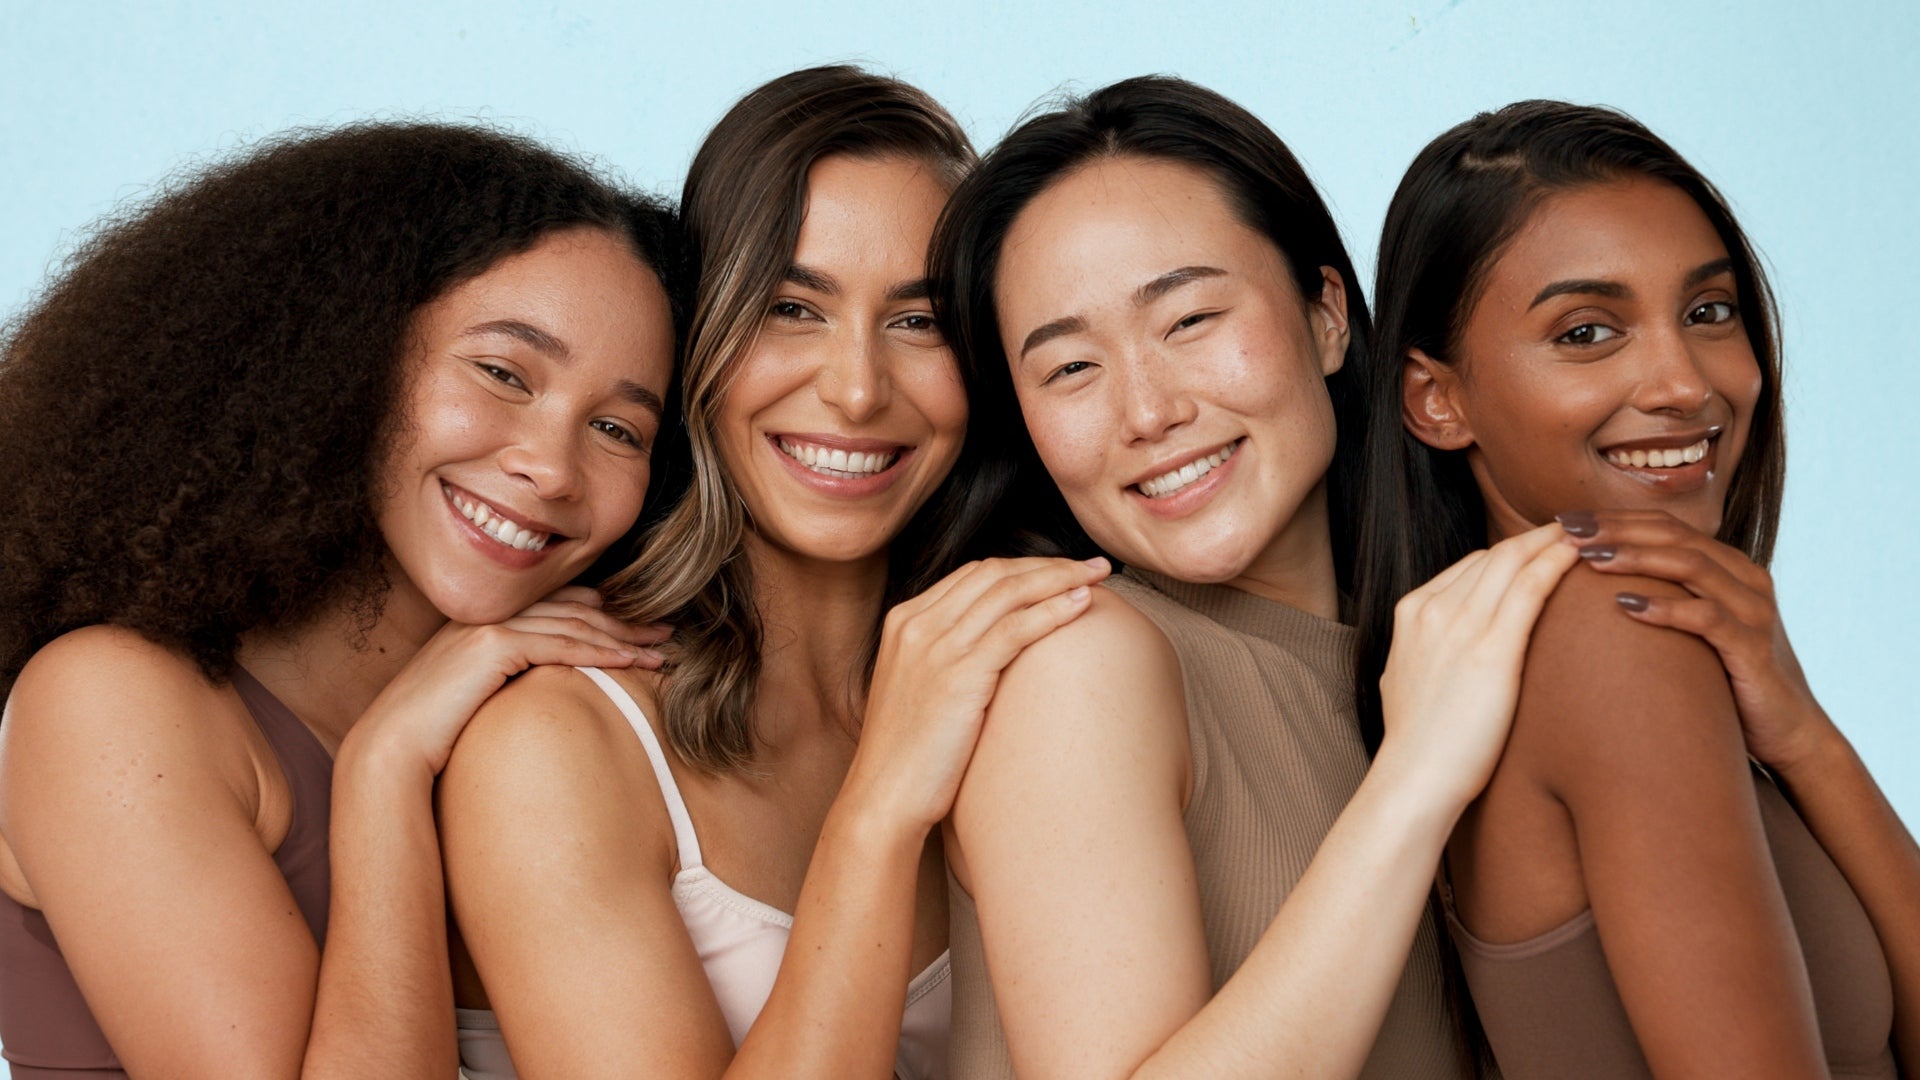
742;532;890;746
1223;478;1342;620
236;558;446;750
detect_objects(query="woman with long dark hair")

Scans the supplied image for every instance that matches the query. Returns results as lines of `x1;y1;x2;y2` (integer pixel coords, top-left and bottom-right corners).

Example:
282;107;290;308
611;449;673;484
439;66;1104;1079
1355;101;1918;1077
0;125;684;1076
929;76;1578;1079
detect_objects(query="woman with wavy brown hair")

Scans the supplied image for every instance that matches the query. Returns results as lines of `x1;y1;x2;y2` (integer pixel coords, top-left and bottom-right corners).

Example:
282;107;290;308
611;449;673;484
439;66;1104;1080
0;124;684;1077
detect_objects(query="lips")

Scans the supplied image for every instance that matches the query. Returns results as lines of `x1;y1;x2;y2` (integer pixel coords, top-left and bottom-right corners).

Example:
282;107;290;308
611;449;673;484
1135;439;1241;499
440;481;568;555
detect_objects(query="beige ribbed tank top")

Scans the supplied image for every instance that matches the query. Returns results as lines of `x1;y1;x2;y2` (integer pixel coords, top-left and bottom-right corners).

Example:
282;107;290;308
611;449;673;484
947;569;1469;1079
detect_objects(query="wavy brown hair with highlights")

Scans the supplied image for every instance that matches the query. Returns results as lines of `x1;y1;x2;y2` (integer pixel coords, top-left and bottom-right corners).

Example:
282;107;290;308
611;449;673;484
602;65;983;773
0;122;685;701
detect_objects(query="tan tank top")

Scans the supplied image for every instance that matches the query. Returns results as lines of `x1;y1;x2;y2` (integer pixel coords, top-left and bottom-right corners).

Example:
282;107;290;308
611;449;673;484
947;569;1470;1079
0;666;333;1079
1447;767;1897;1079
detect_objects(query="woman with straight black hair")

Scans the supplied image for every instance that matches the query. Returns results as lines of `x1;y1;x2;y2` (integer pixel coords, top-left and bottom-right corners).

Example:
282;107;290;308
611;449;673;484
1356;100;1918;1077
930;76;1579;1079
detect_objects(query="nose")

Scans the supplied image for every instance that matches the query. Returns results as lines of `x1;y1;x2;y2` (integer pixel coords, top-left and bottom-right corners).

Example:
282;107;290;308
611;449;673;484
816;327;892;424
1116;344;1196;443
496;412;585;501
1633;327;1714;417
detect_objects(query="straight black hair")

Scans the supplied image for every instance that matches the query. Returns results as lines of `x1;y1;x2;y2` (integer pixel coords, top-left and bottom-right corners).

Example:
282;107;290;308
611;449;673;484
1353;100;1786;755
931;75;1373;588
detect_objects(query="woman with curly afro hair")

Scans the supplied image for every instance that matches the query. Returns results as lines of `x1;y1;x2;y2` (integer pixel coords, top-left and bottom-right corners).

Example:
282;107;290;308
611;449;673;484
0;122;685;1077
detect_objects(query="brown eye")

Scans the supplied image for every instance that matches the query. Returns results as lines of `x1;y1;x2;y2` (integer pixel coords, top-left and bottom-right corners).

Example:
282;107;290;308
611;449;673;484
1557;323;1618;347
1686;301;1737;326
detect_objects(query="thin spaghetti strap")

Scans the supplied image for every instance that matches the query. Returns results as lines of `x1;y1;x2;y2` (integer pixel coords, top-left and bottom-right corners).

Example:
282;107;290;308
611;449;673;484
576;667;703;870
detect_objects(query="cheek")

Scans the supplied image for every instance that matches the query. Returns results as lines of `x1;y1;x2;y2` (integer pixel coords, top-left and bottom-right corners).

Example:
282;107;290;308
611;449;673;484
1016;391;1112;501
898;354;969;446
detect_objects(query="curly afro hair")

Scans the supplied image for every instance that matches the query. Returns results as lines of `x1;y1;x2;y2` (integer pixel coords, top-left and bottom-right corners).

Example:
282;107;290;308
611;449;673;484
0;122;688;698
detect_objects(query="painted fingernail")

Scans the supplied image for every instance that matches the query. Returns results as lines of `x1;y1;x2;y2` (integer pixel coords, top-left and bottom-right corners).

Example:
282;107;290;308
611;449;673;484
1556;511;1599;537
1579;545;1616;562
1615;592;1649;613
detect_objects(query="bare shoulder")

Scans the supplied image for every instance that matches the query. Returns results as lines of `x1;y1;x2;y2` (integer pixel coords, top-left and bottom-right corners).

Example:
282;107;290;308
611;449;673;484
3;625;257;788
962;583;1189;824
440;664;674;869
0;627;263;904
1511;563;1741;796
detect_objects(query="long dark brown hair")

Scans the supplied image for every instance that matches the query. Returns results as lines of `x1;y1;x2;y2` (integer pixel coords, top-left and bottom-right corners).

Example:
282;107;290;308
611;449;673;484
0;123;684;700
602;65;985;772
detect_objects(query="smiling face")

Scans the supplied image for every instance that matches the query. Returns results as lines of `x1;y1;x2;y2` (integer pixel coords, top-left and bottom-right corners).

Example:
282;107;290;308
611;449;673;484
375;226;676;625
714;153;965;569
1406;176;1762;539
993;155;1350;603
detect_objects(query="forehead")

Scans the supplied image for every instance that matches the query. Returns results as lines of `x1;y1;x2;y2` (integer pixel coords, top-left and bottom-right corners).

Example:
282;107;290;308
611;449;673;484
792;154;950;268
1487;176;1731;297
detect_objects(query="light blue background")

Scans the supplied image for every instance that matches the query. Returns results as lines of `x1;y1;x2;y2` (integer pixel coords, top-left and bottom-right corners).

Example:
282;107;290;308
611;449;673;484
2;3;1915;1068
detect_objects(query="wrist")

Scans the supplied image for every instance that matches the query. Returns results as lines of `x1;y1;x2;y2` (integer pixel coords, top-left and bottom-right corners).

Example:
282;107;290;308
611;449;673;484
826;773;933;856
334;725;438;796
1767;712;1854;789
1364;742;1477;843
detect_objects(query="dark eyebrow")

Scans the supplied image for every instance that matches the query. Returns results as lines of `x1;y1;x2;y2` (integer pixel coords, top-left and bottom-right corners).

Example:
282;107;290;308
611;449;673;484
1683;257;1737;292
887;277;932;303
1528;278;1630;310
1019;316;1089;361
1134;265;1227;307
784;264;838;294
465;319;571;358
1019;266;1229;361
615;379;665;417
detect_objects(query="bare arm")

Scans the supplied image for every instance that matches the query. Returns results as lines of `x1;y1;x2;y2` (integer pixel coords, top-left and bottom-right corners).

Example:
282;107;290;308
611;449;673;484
0;595;656;1079
952;524;1580;1079
444;558;1109;1079
1569;509;1920;1066
1515;566;1826;1078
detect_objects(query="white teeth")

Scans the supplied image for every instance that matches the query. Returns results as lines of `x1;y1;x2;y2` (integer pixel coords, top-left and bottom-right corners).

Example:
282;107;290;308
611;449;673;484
449;488;551;552
1605;438;1710;470
1138;440;1239;499
777;438;898;478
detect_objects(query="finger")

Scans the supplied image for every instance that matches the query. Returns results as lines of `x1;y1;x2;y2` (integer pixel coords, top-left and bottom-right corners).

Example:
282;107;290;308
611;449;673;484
1574;543;1773;626
1409;547;1489;602
971;584;1097;669
1484;538;1581;640
945;558;1112;647
1611;592;1755;653
508;603;664;646
918;556;1107;625
496;615;655;658
512;635;657;671
1566;511;1771;593
1457;522;1569;614
538;585;605;608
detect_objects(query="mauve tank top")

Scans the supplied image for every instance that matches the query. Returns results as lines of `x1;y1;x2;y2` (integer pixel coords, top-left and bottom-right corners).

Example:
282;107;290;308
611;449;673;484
1447;767;1897;1078
0;666;333;1079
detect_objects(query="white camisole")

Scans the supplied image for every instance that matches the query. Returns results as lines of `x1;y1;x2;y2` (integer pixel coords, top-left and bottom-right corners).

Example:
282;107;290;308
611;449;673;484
456;666;952;1079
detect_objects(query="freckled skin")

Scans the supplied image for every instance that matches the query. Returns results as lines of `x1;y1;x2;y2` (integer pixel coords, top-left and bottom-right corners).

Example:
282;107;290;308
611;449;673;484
994;156;1349;613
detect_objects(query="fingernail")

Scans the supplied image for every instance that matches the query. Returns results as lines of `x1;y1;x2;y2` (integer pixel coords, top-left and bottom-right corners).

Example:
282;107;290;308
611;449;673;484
1068;585;1090;601
1579;545;1616;562
1615;592;1649;613
1556;511;1598;537
1083;556;1110;570
649;623;674;638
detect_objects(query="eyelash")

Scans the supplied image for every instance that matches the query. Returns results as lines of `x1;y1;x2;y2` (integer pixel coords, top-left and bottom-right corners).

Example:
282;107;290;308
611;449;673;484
1556;323;1617;347
478;362;527;388
1687;300;1738;325
1172;311;1214;333
591;419;643;448
1044;360;1093;385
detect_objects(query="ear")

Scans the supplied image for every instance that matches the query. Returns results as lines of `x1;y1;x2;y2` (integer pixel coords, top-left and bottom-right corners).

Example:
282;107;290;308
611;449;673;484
1401;348;1475;450
1307;266;1351;377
